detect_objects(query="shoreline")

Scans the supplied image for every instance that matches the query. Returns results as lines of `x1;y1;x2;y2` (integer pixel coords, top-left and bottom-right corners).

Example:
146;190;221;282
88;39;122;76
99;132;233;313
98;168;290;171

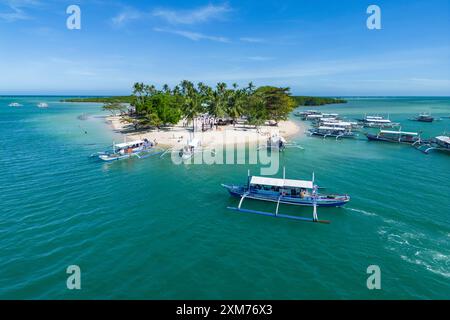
105;115;304;148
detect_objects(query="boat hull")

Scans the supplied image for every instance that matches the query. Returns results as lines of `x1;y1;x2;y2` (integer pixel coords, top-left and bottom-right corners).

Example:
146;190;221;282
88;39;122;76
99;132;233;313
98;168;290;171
222;185;350;207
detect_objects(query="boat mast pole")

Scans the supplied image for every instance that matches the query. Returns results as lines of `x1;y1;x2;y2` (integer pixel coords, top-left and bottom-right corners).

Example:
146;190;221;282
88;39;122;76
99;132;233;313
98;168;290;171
312;185;318;222
312;172;318;222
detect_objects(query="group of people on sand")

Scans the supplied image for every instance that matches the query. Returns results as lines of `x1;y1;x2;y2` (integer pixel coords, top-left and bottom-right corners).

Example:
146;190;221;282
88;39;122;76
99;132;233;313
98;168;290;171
182;115;219;132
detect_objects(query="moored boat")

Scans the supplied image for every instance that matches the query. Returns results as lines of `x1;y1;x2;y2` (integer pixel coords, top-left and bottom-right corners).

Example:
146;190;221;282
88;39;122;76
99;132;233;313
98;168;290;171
37;102;48;108
179;138;201;161
294;110;321;120
8;102;22;107
410;113;434;122
308;126;357;139
97;139;156;161
365;129;422;144
358;115;400;128
267;134;286;150
316;120;361;130
222;170;350;223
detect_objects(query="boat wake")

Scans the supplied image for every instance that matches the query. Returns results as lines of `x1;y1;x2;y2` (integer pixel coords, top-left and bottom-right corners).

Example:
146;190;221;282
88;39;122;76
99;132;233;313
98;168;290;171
345;207;377;217
378;226;450;279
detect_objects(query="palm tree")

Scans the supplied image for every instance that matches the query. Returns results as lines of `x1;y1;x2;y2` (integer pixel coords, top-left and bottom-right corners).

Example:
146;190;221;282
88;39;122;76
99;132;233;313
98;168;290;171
227;87;246;125
132;82;145;113
181;85;203;132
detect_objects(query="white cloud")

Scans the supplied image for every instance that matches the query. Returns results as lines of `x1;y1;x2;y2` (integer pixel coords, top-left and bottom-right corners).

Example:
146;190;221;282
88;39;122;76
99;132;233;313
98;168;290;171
0;0;40;22
152;3;231;25
153;27;230;43
111;8;141;27
240;37;266;43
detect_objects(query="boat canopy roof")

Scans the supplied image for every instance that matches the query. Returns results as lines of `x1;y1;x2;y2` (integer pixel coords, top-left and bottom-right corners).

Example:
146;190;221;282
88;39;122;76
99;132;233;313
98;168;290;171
380;130;418;136
366;116;383;119
318;126;346;131
436;136;450;144
250;176;314;189
368;119;392;123
115;140;144;148
322;121;353;126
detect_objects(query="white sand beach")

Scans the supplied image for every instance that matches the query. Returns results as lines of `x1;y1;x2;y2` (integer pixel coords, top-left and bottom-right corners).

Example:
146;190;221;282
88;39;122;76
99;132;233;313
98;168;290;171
106;116;304;148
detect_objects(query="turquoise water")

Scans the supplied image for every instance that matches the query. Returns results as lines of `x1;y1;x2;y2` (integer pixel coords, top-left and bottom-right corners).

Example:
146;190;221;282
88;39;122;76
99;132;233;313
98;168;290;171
0;96;449;299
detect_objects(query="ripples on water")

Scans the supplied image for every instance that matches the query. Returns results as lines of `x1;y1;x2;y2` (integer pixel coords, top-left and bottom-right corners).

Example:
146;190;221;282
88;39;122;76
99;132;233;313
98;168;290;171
0;97;449;299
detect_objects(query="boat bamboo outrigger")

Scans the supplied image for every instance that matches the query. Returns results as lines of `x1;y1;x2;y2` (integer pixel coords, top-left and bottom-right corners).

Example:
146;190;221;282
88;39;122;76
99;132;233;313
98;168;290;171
222;169;350;223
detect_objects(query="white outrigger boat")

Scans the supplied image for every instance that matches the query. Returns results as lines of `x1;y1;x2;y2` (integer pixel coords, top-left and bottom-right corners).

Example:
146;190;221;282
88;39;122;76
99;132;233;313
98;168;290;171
317;120;361;131
96;139;160;161
8;102;23;107
258;134;304;151
37;102;48;108
357;115;400;128
308;126;357;139
180;138;201;161
159;137;217;161
222;169;350;223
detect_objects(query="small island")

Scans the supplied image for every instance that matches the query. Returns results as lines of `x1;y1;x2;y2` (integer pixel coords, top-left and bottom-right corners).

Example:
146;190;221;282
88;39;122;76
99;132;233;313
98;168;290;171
69;81;305;148
293;96;347;106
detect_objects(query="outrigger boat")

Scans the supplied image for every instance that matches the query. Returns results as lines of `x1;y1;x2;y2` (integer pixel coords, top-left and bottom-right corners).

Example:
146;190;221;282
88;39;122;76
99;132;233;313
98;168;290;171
8;102;22;107
365;129;422;144
308;126;357;139
315;120;361;131
267;134;286;150
358;115;400;128
159;137;217;161
95;139;160;161
294;110;321;120
222;169;350;223
260;134;304;151
410;113;434;122
37;102;48;108
414;135;450;154
179;138;201;161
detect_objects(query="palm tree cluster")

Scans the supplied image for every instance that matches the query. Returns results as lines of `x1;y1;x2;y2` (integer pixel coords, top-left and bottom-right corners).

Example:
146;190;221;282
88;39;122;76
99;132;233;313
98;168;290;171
123;81;296;131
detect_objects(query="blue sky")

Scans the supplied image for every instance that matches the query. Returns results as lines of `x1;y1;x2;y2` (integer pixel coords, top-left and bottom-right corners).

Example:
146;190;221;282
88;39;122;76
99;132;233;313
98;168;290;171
0;0;449;95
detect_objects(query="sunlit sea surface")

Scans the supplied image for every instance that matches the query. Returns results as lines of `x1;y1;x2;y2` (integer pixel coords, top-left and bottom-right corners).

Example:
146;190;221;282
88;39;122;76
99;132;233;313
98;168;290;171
0;96;449;299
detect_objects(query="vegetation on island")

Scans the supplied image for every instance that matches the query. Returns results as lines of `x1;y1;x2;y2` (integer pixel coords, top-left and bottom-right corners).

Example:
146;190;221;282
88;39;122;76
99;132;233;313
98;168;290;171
63;95;346;106
292;96;347;106
62;96;133;103
117;81;296;131
63;85;346;131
